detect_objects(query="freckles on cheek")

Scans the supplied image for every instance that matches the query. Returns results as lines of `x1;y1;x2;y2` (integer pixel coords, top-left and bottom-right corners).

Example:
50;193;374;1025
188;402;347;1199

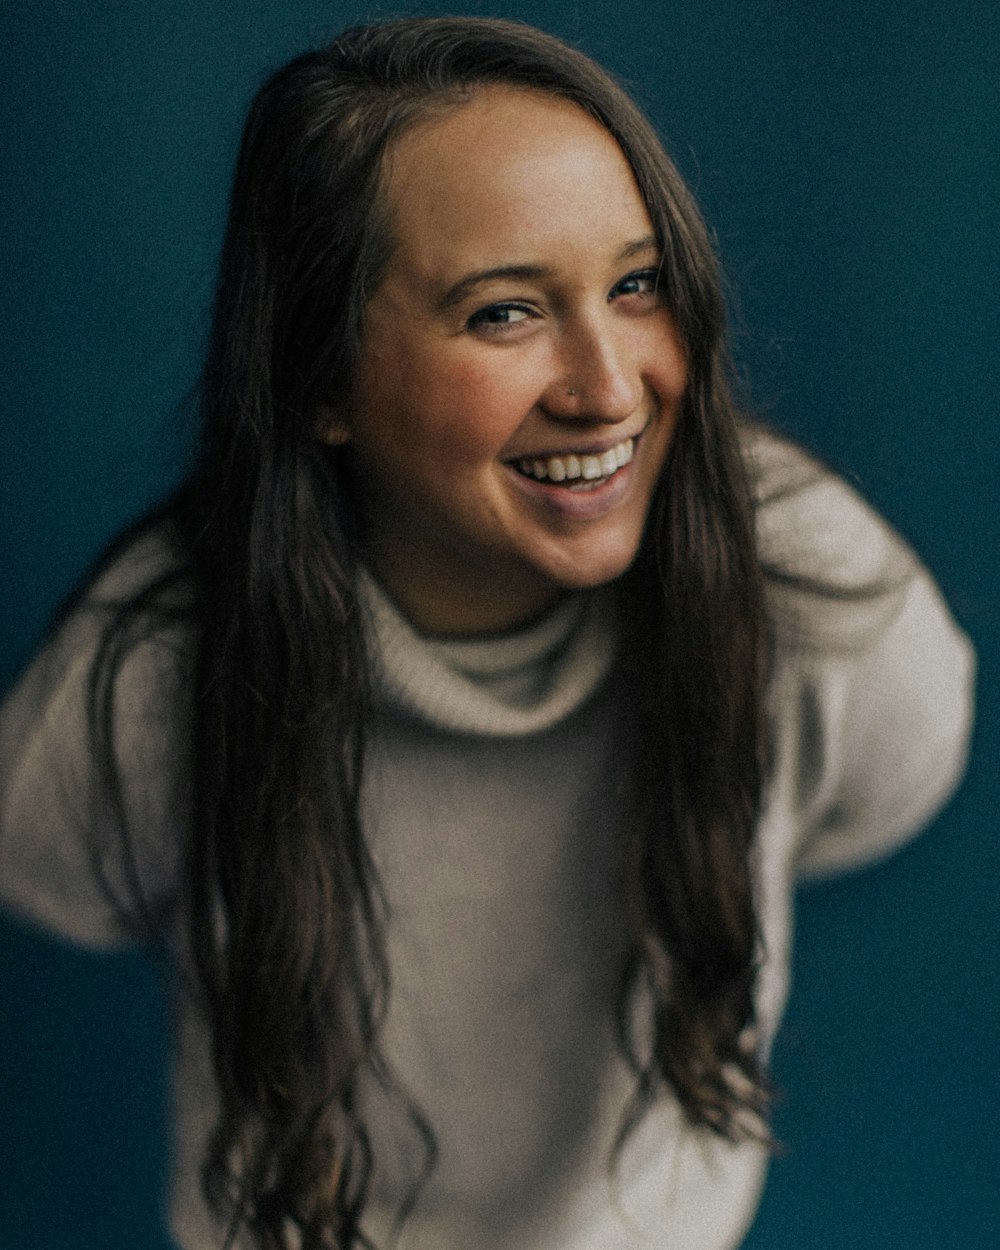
434;367;511;453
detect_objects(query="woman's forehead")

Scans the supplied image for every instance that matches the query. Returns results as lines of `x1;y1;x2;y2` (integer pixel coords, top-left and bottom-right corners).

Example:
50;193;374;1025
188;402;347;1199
377;86;654;280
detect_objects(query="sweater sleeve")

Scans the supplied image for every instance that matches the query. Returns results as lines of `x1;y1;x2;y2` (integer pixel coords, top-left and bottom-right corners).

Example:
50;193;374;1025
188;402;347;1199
0;533;190;946
747;429;976;879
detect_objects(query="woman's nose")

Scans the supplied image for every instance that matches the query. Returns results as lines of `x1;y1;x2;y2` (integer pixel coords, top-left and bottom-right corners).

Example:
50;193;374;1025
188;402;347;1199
542;320;643;423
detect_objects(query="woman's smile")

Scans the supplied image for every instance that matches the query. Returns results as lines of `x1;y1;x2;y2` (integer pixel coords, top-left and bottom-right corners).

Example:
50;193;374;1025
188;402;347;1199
511;432;636;487
503;432;648;523
327;86;688;634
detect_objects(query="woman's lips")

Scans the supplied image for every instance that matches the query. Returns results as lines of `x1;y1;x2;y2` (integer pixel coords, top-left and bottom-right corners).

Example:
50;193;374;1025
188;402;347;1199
504;433;642;517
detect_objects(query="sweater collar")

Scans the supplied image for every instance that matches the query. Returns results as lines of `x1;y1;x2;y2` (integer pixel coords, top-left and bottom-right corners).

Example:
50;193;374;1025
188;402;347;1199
358;570;617;737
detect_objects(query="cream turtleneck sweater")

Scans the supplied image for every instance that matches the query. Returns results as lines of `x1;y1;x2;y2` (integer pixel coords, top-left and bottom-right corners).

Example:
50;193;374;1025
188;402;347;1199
0;432;975;1250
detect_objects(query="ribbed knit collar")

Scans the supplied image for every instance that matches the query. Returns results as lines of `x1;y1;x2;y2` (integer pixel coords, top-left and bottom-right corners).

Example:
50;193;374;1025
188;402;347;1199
358;570;617;737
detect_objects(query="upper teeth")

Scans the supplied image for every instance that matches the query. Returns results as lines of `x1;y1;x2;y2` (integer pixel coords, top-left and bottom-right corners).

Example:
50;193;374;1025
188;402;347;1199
519;437;634;483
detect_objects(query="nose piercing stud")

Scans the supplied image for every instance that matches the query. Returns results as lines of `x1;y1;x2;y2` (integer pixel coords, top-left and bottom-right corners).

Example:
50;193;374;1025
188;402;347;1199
567;387;577;396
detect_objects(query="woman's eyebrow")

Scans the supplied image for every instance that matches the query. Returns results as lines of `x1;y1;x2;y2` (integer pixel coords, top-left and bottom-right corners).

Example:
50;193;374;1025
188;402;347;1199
436;265;550;311
621;234;659;258
435;236;661;311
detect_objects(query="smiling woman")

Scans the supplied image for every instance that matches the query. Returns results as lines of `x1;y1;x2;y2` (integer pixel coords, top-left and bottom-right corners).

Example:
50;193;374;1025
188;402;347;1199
0;15;974;1250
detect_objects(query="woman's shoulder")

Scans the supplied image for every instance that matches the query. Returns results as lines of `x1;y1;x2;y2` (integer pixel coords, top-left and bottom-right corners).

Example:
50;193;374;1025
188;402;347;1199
37;515;195;684
740;424;919;651
741;424;917;593
77;513;193;614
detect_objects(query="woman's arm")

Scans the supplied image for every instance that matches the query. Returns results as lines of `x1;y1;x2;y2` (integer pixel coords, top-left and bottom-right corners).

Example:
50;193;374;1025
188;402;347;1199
0;529;189;945
748;428;976;876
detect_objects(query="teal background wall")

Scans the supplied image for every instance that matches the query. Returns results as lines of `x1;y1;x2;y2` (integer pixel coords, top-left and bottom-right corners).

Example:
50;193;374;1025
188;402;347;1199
1;2;996;1246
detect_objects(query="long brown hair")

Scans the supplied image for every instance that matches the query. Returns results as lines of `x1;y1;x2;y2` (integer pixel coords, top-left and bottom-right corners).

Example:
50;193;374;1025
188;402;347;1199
92;16;770;1247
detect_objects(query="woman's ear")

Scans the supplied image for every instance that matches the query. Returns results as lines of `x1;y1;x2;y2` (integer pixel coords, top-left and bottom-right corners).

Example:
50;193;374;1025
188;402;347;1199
316;405;352;446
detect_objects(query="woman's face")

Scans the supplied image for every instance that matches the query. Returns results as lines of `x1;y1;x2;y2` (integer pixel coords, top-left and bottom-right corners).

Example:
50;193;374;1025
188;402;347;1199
329;87;687;634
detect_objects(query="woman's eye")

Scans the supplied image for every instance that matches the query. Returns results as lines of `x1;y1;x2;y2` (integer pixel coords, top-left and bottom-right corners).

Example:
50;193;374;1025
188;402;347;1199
467;303;533;334
610;269;660;300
